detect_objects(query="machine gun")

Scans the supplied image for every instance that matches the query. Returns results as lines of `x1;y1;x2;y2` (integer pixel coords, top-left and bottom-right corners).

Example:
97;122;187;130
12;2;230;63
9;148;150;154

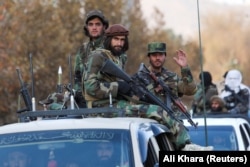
137;63;198;128
16;68;32;113
100;59;192;127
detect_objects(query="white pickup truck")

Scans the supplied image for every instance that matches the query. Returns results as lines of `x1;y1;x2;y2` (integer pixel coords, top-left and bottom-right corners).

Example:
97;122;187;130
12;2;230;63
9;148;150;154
183;114;250;151
0;108;174;167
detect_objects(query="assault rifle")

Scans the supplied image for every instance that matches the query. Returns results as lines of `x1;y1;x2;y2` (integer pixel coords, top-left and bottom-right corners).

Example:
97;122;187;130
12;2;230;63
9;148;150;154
16;68;32;113
225;85;246;104
100;59;187;126
137;63;198;128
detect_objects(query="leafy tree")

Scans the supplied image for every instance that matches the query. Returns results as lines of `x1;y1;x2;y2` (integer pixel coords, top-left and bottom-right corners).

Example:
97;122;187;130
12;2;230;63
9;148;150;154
0;0;84;123
0;0;200;124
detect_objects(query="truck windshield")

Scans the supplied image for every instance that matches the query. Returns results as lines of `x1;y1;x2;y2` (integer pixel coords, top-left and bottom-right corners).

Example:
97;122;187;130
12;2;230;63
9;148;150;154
187;125;238;150
0;129;133;167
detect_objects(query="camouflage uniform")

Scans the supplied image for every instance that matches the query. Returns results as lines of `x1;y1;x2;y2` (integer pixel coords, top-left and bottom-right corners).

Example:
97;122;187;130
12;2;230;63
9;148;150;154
74;36;106;93
84;48;126;108
142;43;212;151
39;92;65;110
73;10;109;108
84;27;197;149
136;42;198;149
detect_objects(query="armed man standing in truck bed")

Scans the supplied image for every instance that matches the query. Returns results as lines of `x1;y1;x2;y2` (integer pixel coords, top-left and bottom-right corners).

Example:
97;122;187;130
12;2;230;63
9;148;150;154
73;9;109;108
83;24;213;151
132;42;214;150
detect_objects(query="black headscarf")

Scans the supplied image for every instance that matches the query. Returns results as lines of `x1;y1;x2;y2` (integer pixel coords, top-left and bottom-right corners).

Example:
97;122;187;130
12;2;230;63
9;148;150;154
199;71;212;87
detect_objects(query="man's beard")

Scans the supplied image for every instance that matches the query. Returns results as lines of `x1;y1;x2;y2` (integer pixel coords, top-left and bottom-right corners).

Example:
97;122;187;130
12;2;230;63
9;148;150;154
110;46;123;56
211;106;222;112
149;60;163;71
96;158;116;167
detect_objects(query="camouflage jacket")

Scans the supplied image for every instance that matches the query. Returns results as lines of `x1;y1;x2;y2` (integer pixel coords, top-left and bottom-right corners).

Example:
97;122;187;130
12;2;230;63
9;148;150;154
83;48;127;108
134;65;197;113
73;36;106;92
147;65;197;97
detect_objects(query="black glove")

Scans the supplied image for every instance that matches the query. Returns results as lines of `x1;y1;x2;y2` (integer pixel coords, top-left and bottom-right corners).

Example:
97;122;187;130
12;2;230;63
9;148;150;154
117;81;131;95
74;91;87;108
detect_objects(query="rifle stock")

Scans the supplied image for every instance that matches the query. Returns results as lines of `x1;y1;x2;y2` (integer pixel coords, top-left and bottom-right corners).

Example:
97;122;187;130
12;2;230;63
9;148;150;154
100;59;184;125
16;68;32;113
101;59;131;82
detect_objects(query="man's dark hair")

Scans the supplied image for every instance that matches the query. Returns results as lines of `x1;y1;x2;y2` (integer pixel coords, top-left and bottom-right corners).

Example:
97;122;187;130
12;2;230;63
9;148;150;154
199;71;214;87
223;71;228;79
103;24;129;55
103;36;129;55
83;10;109;37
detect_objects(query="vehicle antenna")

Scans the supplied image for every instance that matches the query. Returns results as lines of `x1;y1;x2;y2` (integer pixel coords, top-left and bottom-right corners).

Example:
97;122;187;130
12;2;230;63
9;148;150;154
196;0;208;146
68;54;76;109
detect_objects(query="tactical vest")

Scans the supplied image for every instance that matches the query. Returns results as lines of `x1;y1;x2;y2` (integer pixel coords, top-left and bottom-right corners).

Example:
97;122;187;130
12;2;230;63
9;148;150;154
80;36;105;65
83;49;125;108
74;38;104;93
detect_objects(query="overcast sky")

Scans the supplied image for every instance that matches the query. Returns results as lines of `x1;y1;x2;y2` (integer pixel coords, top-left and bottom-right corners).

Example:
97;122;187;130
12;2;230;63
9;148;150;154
140;0;250;39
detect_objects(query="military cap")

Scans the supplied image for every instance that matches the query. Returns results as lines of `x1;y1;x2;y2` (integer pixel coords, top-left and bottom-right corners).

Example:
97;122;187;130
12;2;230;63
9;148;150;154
85;9;109;29
147;42;166;54
105;24;129;37
83;10;109;37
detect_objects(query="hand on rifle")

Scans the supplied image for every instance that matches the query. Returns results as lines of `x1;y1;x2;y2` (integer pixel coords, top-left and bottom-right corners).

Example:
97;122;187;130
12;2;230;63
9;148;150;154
117;81;132;95
64;83;76;96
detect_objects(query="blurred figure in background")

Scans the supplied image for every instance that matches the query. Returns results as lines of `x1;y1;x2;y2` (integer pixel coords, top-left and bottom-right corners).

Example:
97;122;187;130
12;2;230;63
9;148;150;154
192;71;218;115
212;134;230;150
6;150;31;167
87;141;118;167
217;70;228;94
208;95;228;113
220;69;250;114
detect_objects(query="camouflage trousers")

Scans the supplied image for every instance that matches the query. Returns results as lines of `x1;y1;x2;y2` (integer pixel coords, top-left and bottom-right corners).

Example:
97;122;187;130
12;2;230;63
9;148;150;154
115;100;190;150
